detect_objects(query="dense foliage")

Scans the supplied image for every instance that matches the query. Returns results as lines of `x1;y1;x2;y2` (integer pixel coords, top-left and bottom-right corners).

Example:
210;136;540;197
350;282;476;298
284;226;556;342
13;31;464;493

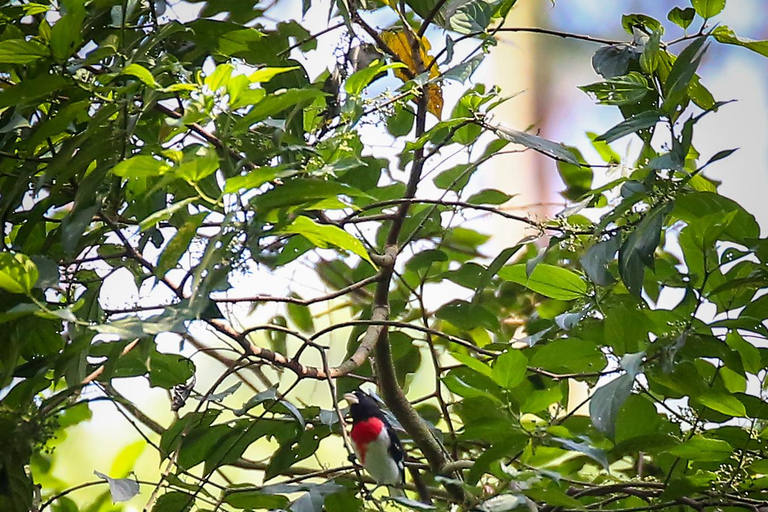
2;0;768;510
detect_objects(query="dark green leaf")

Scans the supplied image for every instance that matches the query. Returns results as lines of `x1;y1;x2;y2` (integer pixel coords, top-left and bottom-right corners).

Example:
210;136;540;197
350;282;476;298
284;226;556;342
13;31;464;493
224;490;290;510
556;146;592;200
668;7;696;29
449;1;494;34
148;352;195;389
580;72;651;106
592;44;637;79
554;437;609;469
663;36;709;110
0;39;49;64
467;433;528;484
152;491;194;512
580;236;620;286
467;189;513;205
531;339;605;375
596;111;662;143
589;352;644;438
619;204;671;297
435;300;499;331
494;126;580;164
621;14;664;35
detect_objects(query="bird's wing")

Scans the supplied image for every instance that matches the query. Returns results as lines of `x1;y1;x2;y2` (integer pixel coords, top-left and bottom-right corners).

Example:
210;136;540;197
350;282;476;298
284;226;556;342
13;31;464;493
385;423;406;485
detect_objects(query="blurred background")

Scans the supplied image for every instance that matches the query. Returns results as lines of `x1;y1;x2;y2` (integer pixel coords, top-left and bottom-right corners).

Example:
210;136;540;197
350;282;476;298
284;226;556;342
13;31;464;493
39;1;768;510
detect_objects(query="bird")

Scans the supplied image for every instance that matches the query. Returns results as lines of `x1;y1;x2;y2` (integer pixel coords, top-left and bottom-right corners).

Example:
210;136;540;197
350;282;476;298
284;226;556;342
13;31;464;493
344;390;405;487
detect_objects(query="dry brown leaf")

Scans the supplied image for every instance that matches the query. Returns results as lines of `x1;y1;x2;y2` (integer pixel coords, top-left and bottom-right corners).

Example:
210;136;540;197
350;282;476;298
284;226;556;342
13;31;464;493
380;29;443;119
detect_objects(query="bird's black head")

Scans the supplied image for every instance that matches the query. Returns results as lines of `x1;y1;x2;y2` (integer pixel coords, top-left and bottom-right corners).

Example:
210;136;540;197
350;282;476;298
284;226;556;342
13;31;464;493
344;390;384;423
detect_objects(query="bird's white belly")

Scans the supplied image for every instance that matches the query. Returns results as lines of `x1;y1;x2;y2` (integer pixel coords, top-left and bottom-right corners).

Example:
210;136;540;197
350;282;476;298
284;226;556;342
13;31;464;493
359;430;401;485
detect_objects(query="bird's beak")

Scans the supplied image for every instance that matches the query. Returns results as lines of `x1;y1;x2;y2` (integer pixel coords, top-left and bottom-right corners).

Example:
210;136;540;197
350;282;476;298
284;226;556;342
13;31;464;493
343;392;359;405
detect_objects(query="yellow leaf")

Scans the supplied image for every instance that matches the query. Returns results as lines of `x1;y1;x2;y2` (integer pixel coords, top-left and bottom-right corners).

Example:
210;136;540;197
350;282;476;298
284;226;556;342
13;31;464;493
381;29;443;119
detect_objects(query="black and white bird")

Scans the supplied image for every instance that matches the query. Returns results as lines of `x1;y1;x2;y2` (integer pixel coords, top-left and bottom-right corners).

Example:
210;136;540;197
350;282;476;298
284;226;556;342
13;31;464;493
344;390;405;487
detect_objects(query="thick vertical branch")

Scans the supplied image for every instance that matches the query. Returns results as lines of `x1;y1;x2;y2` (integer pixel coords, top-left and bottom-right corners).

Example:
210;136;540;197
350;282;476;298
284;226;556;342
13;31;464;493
367;89;464;500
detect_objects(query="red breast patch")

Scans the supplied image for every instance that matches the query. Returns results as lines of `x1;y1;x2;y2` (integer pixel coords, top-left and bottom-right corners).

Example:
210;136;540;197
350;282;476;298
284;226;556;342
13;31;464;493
350;417;385;463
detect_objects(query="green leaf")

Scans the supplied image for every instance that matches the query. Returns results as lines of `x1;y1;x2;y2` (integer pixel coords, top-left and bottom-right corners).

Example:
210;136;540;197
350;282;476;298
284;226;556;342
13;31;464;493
0;39;49;64
449;1;494;34
467;189;513;205
443;372;501;404
139;197;197;232
498;263;588;301
50;8;85;61
152;491;194;512
674;192;759;241
554;437;609;469
238;88;325;127
580;236;620;287
667;436;732;461
621;14;664;35
0;74;70;109
467;433;528;484
525;487;582;509
556;146;592;200
122;63;160;89
61;204;100;256
250;66;301;83
345;61;406;96
596;111;662;143
495;126;580;165
224;166;293;194
435;300;499;331
175;149;219;183
387;106;415;137
664;36;709;110
530;339;605;374
443;54;484;83
579;72;651;106
591;45;636;79
157;213;207;275
149;352;195;389
451;352;493;378
252;178;367;213
590;352;644;438
695;391;747;417
491;350;528;389
668;7;696;29
278;216;374;266
619;204;671;297
0;253;38;294
112;155;171;178
691;0;725;19
287;298;314;333
614;395;661;444
224;490;290;510
712;26;768;58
